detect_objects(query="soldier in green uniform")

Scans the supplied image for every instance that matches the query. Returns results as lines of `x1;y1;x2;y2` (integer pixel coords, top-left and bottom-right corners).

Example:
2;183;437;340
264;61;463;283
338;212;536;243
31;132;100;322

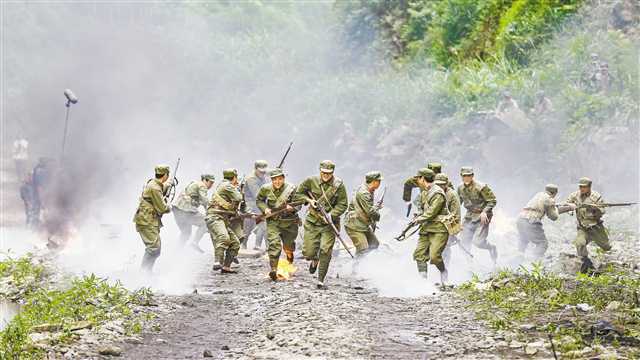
516;184;560;258
402;162;442;206
438;173;462;268
564;177;610;273
133;165;172;272
457;166;498;263
242;160;269;250
205;169;244;274
411;168;450;284
295;160;348;289
172;174;215;252
344;171;383;257
256;168;300;281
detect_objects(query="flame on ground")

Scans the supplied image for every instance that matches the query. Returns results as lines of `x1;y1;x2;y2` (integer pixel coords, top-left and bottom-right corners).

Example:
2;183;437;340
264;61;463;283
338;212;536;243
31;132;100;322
276;259;297;280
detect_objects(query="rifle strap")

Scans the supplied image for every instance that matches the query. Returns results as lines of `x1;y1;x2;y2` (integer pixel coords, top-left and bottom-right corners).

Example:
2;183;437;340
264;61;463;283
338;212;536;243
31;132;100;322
274;183;295;208
319;177;342;210
213;192;234;211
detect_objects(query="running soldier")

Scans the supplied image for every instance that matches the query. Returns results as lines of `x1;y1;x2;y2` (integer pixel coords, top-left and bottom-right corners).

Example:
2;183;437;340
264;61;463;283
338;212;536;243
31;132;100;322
172;174;215;252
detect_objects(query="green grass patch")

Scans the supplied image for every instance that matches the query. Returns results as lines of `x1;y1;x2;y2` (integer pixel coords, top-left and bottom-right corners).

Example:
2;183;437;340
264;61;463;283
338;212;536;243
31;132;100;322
0;256;154;360
459;263;640;357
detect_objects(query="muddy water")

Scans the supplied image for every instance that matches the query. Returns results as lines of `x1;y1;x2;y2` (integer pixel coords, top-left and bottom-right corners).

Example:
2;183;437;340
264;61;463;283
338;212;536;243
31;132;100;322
0;300;21;330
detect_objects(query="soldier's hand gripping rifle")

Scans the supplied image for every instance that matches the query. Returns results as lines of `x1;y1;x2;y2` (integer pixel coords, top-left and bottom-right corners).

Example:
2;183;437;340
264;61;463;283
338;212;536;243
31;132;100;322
164;157;181;203
277;141;293;169
556;202;638;214
394;215;420;242
371;186;387;233
256;199;305;225
307;192;354;258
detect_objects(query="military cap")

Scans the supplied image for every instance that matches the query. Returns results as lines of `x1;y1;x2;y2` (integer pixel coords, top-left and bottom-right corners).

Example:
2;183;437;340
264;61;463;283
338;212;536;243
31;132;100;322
223;168;238;180
427;162;442;174
434;173;449;185
319;160;335;173
545;183;558;194
460;166;474;176
415;168;435;182
254;160;268;169
365;171;383;183
502;91;511;98
578;177;592;187
269;168;285;178
155;165;170;176
201;174;215;181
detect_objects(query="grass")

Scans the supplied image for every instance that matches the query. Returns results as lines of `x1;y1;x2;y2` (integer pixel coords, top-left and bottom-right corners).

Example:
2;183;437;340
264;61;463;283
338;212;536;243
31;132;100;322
458;262;640;357
0;255;155;360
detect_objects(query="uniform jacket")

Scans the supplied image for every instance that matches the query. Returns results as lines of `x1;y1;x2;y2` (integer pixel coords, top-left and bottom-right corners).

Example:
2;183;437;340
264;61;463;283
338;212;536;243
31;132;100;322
207;180;243;217
457;180;497;222
134;179;170;227
416;184;448;234
565;190;605;228
295;176;348;226
173;180;209;213
519;191;559;224
256;182;299;223
345;183;380;232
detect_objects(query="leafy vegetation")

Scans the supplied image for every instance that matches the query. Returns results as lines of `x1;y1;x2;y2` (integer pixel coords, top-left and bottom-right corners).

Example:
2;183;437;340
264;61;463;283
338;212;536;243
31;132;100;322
0;256;154;359
458;263;640;357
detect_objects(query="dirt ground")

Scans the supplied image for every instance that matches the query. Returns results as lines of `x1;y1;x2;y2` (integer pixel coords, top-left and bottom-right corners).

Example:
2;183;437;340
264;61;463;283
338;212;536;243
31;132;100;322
118;253;524;360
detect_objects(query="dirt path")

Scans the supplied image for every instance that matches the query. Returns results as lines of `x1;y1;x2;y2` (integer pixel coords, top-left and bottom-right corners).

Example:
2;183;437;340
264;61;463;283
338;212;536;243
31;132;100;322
119;254;523;360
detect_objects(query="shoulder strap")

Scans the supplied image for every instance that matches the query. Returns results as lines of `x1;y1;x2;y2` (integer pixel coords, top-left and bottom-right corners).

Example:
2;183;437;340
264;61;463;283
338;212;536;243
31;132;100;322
274;183;295;208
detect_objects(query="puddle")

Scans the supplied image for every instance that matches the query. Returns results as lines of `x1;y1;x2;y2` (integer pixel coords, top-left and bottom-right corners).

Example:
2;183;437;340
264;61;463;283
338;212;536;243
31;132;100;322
1;300;21;330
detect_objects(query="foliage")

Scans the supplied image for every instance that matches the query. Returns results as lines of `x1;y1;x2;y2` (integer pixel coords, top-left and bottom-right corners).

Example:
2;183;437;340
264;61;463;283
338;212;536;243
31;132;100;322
458;263;640;357
0;256;153;360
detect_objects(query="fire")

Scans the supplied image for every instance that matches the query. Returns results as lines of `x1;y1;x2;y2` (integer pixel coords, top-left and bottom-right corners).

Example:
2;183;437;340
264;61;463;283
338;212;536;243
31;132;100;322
276;259;297;280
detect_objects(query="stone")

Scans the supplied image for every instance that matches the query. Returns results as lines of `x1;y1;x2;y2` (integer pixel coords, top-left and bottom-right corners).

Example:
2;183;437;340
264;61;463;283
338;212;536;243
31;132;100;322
509;340;524;349
97;345;122;356
605;301;621;311
576;303;593;312
221;345;230;350
519;324;536;331
31;323;63;332
69;321;92;331
524;345;538;355
266;331;275;340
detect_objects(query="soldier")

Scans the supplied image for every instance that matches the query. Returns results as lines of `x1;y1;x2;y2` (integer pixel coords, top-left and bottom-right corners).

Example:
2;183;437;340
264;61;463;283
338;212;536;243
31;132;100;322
564;177;610;273
133;165;172;272
256;168;300;281
295;160;348;289
205;169;244;274
402;162;442;213
531;90;554;118
344;171;383;257
457;166;498;263
242;160;269;250
172;174;215;252
438;174;462;268
516;184;560;259
410;169;449;284
496;91;520;114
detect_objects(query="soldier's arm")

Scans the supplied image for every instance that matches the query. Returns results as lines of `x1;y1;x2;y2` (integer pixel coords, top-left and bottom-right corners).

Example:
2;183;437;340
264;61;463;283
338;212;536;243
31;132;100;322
256;186;269;213
592;193;605;216
197;185;209;209
450;193;462;222
544;198;559;221
415;193;445;223
293;178;311;204
330;183;349;218
480;185;497;213
402;177;416;202
150;187;170;215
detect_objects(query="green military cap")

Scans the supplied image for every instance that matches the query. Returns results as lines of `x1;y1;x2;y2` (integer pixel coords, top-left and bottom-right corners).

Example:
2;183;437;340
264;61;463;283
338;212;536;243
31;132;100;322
434;173;448;185
578;177;592;187
545;183;558;194
201;174;215;181
254;160;268;169
427;162;442;174
319;160;335;173
155;165;170;176
269;168;285;178
365;171;383;183
460;166;474;176
222;168;238;180
415;168;435;182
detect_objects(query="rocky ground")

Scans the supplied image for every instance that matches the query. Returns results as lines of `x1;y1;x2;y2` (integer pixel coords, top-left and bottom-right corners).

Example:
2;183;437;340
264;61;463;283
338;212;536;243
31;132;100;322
116;253;524;360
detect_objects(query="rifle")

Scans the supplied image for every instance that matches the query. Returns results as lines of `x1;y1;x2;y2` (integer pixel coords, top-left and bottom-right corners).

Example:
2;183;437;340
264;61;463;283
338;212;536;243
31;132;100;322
307;192;354;258
557;202;638;211
395;216;420;242
277;141;293;169
209;209;259;220
164;157;181;203
406;203;412;218
255;199;306;224
371;186;387;233
447;236;474;258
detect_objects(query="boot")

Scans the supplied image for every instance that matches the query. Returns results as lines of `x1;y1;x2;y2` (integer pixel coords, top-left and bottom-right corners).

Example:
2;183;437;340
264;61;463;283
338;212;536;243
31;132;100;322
316;280;327;290
221;252;238;274
580;256;594;274
269;258;279;281
309;259;318;274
